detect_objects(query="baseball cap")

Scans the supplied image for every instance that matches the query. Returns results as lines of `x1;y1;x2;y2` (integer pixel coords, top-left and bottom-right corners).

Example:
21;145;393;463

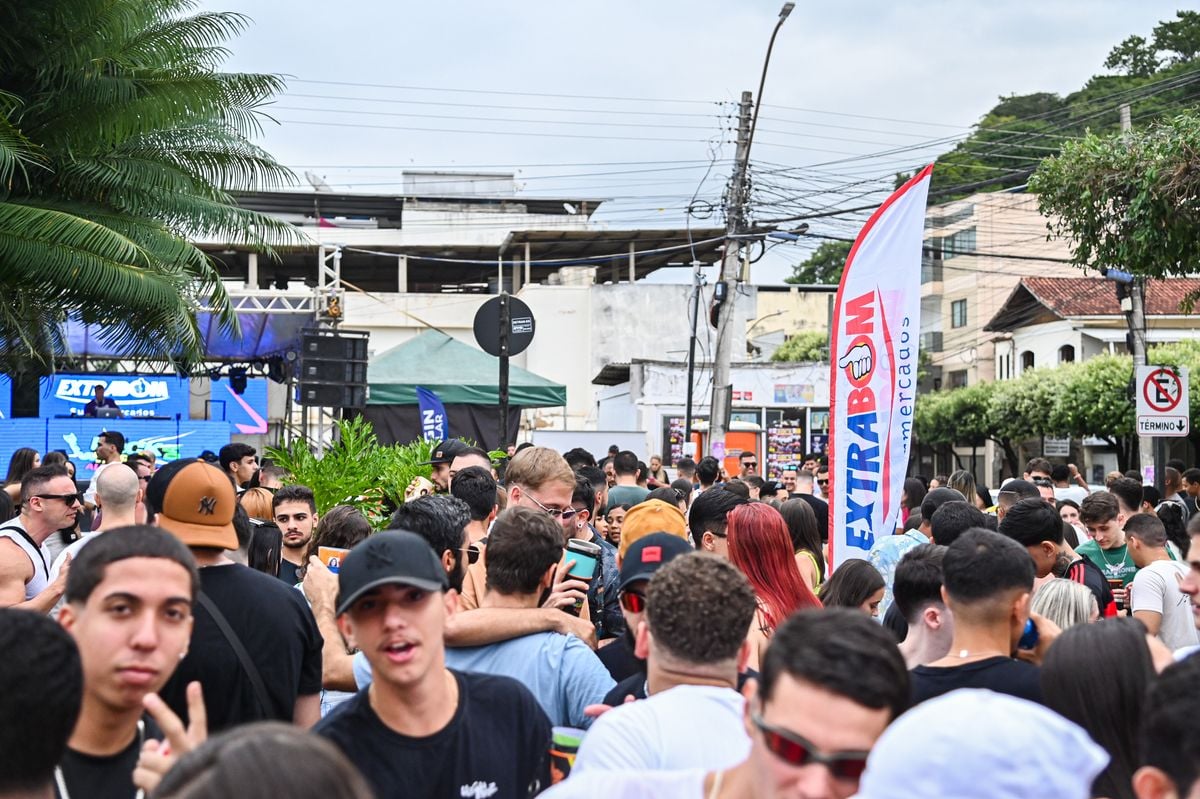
618;533;694;591
335;530;449;615
422;439;469;466
619;499;689;560
145;459;237;550
855;689;1107;799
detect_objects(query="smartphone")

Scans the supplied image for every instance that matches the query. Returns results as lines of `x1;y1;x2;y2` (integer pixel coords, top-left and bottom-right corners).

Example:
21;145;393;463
1018;618;1039;651
318;546;351;574
565;539;601;581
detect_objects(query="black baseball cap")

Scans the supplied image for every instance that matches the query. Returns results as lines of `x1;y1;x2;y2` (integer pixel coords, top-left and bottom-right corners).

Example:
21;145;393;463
618;533;694;592
422;439;469;466
335;530;449;615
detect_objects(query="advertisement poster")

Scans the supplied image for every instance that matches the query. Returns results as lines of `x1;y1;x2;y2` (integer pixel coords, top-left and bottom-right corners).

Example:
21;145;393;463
40;374;190;419
766;421;805;478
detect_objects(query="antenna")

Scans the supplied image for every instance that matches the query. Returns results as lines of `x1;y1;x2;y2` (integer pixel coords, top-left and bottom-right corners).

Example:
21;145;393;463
305;171;333;192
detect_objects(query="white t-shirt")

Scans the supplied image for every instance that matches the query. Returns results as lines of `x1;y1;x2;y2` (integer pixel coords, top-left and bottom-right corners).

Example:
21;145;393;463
542;769;706;799
1054;485;1090;505
573;684;749;774
83;462;113;506
1131;560;1200;651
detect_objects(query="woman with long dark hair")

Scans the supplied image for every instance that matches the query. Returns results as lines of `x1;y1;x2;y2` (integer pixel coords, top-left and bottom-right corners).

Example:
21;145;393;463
901;477;927;527
3;447;40;502
1042;617;1168;799
820;559;886;618
726;502;822;670
779;498;825;592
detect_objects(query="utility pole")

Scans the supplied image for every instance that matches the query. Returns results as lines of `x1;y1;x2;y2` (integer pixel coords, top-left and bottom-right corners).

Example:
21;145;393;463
1117;103;1155;478
709;91;754;453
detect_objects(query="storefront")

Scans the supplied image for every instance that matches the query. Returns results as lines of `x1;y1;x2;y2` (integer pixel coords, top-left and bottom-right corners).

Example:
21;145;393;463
598;359;830;478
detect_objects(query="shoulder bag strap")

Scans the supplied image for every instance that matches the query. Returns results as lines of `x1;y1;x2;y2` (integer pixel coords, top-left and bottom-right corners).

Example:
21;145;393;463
196;591;272;720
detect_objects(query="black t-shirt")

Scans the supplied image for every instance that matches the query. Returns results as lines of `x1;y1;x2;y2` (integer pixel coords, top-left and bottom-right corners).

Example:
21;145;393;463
597;635;642;683
882;602;908;643
278;558;301;586
1064;557;1117;617
603;668;760;706
56;718;161;799
316;670;551;799
159;563;323;732
910;656;1043;706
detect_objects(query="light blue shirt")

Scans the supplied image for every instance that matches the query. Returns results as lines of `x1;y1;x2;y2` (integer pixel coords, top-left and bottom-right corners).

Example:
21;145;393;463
867;529;928;619
353;631;614;728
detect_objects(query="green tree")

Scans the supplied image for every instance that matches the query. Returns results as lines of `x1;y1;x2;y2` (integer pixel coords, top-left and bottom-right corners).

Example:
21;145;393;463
1030;113;1200;295
1050;355;1136;471
771;330;827;363
785;240;851;285
1104;35;1160;77
1153;10;1200;64
0;0;297;372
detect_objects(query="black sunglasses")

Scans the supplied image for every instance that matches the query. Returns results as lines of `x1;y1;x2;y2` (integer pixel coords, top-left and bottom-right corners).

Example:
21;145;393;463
459;545;481;565
35;492;84;506
752;714;869;781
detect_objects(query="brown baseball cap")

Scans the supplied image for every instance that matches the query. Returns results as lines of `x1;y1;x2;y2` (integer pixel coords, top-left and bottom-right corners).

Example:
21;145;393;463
619;499;689;560
145;459;238;549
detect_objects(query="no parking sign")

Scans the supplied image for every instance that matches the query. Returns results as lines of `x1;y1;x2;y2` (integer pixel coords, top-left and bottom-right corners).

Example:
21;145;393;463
1136;365;1190;436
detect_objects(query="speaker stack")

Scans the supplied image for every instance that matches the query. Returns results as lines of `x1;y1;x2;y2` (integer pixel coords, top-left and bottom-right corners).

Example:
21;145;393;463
298;329;370;408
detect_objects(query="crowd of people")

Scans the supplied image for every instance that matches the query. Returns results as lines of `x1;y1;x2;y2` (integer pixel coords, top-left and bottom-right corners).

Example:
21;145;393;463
2;434;1200;799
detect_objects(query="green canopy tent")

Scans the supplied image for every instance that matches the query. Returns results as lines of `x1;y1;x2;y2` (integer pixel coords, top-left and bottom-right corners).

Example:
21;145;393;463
361;329;566;449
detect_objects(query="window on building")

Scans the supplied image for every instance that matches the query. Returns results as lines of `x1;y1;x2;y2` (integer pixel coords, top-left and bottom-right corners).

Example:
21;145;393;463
951;299;967;329
1021;351;1035;371
1058;345;1075;363
943;227;976;259
948;370;969;388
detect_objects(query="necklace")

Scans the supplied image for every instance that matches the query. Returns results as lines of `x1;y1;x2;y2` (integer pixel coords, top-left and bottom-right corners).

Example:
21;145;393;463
56;720;145;799
707;769;726;799
1095;545;1125;574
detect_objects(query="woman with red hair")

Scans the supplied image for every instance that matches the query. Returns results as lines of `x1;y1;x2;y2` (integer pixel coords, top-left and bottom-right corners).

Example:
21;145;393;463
726;502;823;669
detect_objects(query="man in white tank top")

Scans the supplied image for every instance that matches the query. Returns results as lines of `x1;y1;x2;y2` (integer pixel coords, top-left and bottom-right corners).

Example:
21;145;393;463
0;464;80;612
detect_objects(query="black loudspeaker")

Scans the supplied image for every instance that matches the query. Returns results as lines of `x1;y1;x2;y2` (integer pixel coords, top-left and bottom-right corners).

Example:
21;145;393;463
298;328;369;408
298;384;367;408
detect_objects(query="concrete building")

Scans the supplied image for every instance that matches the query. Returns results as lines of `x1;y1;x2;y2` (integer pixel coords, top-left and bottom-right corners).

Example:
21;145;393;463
196;176;746;445
920;190;1075;391
985;276;1200;375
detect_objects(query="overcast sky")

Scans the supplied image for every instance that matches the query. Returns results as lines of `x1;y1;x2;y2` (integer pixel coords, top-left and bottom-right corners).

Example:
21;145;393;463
198;0;1188;283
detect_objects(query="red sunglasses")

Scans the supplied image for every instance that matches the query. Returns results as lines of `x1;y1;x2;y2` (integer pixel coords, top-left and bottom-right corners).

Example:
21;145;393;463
619;589;646;613
752;715;869;781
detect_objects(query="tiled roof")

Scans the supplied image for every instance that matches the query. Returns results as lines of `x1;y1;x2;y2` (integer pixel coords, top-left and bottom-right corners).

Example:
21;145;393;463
1021;277;1200;317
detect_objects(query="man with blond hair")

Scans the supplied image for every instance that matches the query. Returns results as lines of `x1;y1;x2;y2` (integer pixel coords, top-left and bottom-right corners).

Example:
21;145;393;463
461;447;587;612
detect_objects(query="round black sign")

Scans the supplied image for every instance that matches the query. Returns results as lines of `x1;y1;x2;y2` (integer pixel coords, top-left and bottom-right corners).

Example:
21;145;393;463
473;295;536;357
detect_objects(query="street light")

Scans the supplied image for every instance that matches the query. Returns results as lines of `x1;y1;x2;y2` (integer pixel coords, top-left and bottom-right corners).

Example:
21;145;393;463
747;2;796;158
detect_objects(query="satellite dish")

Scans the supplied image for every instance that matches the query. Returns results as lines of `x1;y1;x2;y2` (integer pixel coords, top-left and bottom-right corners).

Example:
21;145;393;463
305;171;333;192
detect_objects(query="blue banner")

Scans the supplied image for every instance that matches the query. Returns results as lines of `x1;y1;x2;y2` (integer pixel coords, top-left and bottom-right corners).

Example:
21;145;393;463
416;386;448;441
47;419;232;480
40;374;190;420
0;375;10;419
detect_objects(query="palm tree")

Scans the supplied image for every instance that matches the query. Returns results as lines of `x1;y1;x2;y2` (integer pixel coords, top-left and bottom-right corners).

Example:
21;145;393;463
0;0;298;372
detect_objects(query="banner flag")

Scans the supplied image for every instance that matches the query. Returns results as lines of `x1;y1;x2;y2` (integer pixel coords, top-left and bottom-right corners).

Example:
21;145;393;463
828;165;933;571
416;386;448;441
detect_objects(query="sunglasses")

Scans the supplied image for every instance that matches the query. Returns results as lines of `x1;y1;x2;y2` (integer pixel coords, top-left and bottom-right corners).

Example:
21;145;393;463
744;462;758;468
34;492;84;506
752;715;869;781
817;478;830;485
619;589;646;613
460;545;481;565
